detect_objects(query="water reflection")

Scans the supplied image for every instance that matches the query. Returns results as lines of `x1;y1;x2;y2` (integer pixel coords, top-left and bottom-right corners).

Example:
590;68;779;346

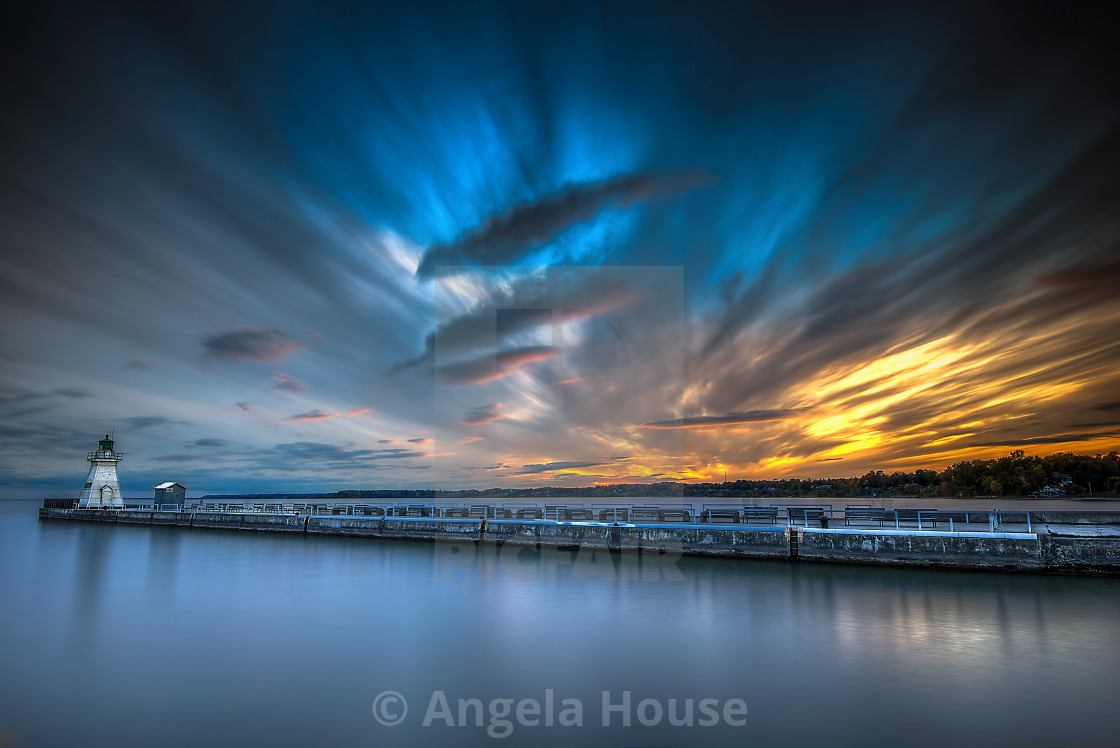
2;500;1118;748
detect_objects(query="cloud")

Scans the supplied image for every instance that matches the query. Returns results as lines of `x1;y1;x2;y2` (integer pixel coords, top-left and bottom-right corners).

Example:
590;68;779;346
416;169;709;277
122;359;157;370
407;437;433;444
639;410;804;429
272;372;308;392
52;387;92;399
1034;260;1120;290
236;402;255;413
284;409;339;422
378;439;398;444
345;408;371;417
461;436;484;444
187;438;230;448
390;269;641;375
121;416;189;430
461;403;504;425
513;460;609;475
251;442;429;471
436;346;556;385
967;431;1120;448
202;329;304;363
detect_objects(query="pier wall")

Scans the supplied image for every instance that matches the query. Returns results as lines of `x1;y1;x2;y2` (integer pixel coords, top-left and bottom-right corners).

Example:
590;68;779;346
38;508;1120;574
795;528;1043;571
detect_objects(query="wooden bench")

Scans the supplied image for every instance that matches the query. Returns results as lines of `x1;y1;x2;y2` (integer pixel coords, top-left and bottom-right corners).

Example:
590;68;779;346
701;509;741;524
630;507;662;523
845;508;886;526
597;507;631;522
442;507;471;518
742;508;780;524
787;507;826;525
564;508;595;521
515;507;544;520
893;509;940;527
658;509;691;523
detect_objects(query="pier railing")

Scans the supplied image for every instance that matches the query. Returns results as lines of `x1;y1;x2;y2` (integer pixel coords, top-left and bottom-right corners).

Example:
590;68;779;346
46;499;1038;533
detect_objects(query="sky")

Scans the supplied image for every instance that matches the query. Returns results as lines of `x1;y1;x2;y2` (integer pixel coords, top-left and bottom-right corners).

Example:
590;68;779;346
2;0;1119;497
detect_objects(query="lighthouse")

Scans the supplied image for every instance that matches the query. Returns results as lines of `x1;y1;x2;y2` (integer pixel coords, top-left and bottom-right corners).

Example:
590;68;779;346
78;435;124;509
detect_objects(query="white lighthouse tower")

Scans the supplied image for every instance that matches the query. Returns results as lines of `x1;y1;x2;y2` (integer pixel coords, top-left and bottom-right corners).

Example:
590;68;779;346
78;435;124;509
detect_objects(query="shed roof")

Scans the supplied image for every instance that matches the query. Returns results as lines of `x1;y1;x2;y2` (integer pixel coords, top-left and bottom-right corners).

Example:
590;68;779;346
154;482;187;490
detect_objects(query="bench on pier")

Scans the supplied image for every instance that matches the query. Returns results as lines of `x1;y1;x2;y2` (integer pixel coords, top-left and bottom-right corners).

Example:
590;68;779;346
845;508;887;526
893;509;942;527
597;507;631;523
563;508;595;521
630;507;662;523
742;508;781;524
515;507;544;520
442;507;471;518
658;509;692;523
701;509;741;524
787;507;827;525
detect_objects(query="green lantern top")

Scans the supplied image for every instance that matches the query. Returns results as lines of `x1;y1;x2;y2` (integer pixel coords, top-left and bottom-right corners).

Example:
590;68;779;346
98;435;115;451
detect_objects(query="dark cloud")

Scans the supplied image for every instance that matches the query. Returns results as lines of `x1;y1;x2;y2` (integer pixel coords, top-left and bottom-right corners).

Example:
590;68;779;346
122;359;157;370
461;403;504;425
236;402;255;413
52;387;92;399
390;269;639;375
640;410;803;429
967;431;1120;448
187;438;231;448
416;169;709;277
436;346;555;385
271;372;308;392
251;442;429;471
202;329;304;363
407;437;433;444
513;460;609;475
284;409;339;422
121;416;189;430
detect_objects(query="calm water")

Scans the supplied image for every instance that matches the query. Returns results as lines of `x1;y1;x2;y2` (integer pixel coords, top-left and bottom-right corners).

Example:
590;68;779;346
2;499;1118;748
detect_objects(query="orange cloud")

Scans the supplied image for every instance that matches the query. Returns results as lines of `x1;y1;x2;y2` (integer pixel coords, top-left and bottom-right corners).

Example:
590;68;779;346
639;409;803;429
345;408;372;417
461;436;485;444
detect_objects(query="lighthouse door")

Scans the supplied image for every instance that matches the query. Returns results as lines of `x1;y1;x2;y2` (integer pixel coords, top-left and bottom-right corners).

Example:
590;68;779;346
100;486;113;507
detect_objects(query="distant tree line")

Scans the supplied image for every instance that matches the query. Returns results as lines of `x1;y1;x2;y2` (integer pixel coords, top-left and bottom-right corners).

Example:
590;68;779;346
201;450;1120;501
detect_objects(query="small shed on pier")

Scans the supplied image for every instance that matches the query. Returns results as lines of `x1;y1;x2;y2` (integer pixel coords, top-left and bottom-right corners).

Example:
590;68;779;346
154;481;187;506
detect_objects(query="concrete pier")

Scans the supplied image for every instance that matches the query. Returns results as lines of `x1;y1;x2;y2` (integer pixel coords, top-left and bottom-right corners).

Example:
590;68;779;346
38;507;1120;575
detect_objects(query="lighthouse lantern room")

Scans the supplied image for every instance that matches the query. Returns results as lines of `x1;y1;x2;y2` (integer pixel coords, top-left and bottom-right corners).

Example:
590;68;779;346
78;435;124;509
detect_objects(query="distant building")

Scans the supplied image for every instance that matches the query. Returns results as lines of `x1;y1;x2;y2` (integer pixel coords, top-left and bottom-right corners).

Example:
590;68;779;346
154;481;187;506
78;435;124;509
